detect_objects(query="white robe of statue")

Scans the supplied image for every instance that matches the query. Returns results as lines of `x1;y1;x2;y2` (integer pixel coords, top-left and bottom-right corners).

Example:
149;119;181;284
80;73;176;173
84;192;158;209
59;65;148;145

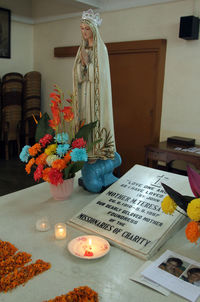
73;16;116;161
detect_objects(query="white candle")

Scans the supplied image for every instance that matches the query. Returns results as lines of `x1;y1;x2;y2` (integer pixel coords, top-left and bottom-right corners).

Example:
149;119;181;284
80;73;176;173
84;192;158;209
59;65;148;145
55;223;67;240
36;217;50;232
88;238;92;250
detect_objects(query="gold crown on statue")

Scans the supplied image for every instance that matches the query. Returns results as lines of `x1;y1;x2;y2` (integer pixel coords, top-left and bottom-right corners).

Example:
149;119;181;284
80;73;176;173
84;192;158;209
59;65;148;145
82;9;102;27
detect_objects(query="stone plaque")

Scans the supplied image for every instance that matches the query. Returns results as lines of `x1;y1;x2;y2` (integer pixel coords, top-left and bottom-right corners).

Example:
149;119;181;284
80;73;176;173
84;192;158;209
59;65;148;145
68;165;192;259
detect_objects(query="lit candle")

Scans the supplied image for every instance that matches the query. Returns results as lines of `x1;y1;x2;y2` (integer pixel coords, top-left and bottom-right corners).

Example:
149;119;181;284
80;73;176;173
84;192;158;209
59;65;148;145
84;238;94;257
36;217;50;232
55;223;67;240
88;238;92;250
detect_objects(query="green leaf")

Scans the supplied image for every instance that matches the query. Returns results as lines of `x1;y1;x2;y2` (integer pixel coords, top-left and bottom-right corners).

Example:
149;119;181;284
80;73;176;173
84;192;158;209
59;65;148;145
63;164;73;179
63;162;85;179
87;139;102;153
35;113;55;142
75;121;97;142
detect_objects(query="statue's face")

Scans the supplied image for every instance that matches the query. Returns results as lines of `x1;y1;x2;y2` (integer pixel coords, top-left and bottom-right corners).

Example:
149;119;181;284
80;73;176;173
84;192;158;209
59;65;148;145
80;22;93;41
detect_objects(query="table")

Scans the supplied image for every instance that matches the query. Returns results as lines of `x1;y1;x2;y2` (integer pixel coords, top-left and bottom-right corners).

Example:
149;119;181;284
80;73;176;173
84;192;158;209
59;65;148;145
0;176;200;302
145;141;200;171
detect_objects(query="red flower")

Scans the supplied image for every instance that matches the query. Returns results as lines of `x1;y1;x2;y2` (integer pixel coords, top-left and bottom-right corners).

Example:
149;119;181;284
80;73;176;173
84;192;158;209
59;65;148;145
50;92;61;103
61;107;74;122
34;164;44;182
49;119;57;130
48;168;63;185
39;134;53;147
71;138;87;149
50;102;60;129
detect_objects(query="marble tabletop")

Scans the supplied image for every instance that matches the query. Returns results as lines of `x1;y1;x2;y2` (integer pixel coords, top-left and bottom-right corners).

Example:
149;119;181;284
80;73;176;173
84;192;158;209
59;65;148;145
0;175;199;302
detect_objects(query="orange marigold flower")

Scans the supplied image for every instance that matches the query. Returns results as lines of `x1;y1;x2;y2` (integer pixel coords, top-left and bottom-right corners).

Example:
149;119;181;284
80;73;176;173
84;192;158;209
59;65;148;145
0;259;51;292
42;168;51;182
25;158;35;174
52;159;66;171
29;143;41;156
35;153;47;165
61;106;74;122
64;151;71;164
43;286;99;302
185;221;200;244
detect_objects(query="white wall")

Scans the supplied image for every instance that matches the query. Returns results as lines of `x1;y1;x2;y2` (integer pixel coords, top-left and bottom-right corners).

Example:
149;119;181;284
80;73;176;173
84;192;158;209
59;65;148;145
32;0;200;143
0;21;33;78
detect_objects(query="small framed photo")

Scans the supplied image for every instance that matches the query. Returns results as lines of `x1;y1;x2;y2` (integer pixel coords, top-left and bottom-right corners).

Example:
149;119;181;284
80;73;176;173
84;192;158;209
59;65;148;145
0;7;11;58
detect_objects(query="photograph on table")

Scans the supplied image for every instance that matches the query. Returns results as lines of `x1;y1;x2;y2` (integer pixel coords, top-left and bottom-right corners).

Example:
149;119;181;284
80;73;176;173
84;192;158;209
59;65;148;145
181;266;200;287
142;250;200;302
158;255;189;277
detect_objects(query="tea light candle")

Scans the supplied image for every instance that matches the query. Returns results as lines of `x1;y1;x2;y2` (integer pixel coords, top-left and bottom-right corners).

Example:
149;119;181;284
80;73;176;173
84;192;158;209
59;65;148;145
68;235;110;259
84;238;94;257
36;217;50;232
55;223;67;240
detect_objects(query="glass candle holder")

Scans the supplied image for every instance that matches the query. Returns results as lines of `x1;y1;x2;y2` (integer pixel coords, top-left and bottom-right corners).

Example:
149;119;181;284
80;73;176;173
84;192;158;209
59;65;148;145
55;223;67;239
36;217;50;232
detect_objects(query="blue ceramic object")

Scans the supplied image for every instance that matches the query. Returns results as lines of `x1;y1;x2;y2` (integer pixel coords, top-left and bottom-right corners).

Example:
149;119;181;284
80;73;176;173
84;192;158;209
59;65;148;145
81;152;122;193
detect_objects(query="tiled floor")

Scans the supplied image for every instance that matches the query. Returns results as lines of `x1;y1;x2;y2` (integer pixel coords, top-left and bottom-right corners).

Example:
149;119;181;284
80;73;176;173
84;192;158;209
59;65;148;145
0;157;38;196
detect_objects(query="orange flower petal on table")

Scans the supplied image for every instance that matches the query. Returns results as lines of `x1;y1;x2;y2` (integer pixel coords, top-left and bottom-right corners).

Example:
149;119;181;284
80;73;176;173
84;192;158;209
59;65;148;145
35;153;47;165
25;158;35;174
42;168;51;182
52;159;66;171
61;106;74;122
29;143;41;156
185;221;200;244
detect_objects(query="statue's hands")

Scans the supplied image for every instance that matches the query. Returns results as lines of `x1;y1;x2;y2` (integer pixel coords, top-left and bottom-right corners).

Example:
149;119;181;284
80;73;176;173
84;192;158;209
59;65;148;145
80;48;88;66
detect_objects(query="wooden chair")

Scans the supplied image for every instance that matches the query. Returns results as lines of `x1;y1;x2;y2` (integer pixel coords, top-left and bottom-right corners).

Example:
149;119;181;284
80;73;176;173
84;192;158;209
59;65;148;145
1;73;23;160
23;71;41;145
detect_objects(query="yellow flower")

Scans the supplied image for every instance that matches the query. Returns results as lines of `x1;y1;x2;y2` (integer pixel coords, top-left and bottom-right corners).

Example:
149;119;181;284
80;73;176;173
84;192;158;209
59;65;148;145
161;195;177;214
44;144;57;156
187;198;200;221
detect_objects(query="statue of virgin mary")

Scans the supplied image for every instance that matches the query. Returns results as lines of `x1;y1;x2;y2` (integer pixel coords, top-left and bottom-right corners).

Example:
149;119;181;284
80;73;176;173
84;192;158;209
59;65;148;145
73;9;116;161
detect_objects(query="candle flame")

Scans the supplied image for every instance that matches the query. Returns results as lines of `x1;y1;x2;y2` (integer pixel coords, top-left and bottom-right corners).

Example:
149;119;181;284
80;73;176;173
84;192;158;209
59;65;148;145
88;239;92;246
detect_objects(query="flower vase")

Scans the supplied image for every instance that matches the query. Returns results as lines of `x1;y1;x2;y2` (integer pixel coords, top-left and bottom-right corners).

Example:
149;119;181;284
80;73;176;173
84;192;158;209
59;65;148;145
50;178;74;200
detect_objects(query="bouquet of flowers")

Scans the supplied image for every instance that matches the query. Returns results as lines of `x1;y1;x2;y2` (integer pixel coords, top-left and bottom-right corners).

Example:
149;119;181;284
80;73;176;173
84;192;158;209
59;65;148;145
19;85;98;186
161;166;200;244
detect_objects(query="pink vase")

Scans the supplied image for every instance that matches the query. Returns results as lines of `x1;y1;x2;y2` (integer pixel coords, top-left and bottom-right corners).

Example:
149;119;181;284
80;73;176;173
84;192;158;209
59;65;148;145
50;178;74;200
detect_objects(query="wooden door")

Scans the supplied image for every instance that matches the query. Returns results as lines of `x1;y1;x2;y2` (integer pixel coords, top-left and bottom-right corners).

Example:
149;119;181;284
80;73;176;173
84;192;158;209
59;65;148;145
54;39;166;175
107;40;166;175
